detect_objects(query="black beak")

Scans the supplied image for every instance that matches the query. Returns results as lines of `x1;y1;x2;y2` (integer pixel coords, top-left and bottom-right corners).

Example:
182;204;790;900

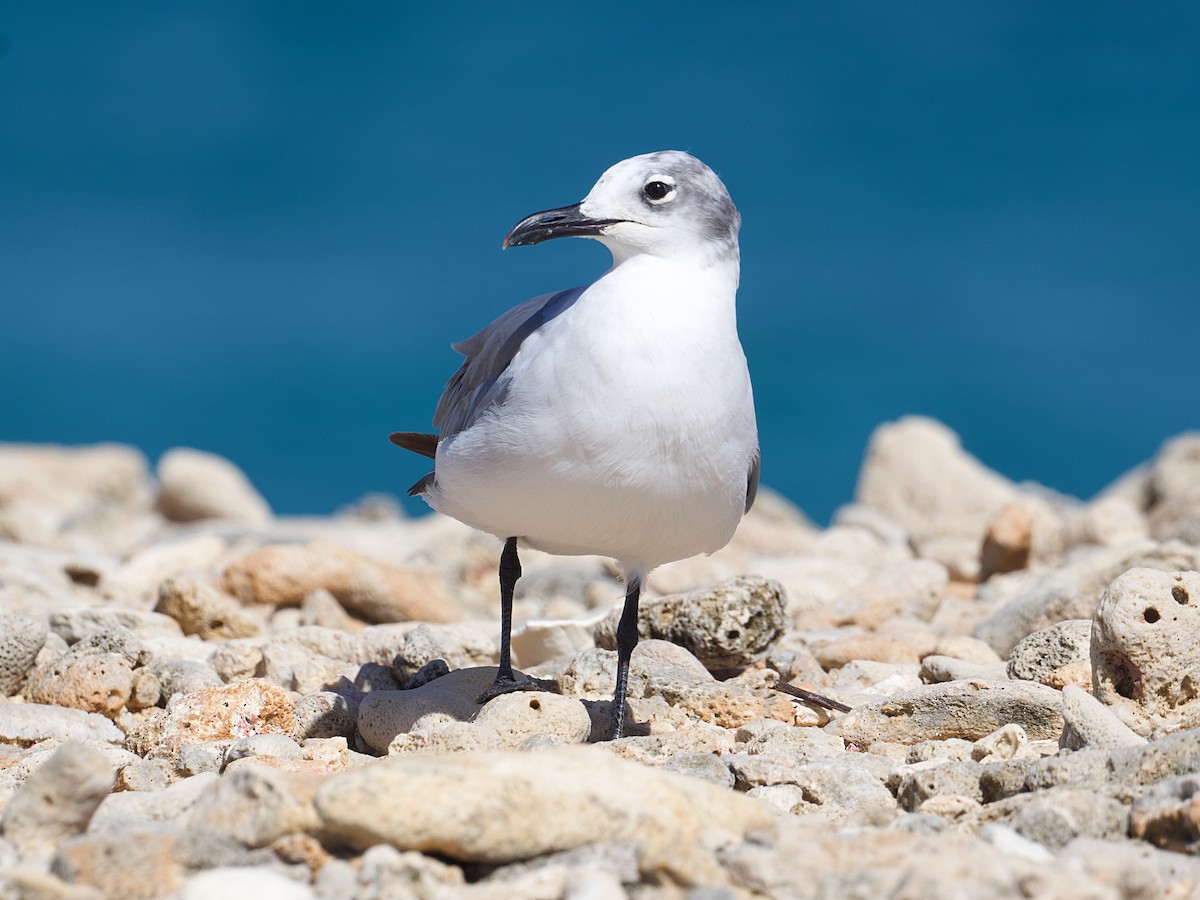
502;203;625;249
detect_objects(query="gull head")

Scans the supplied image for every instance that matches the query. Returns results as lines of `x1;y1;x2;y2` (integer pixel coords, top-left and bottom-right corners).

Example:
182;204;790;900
503;151;740;265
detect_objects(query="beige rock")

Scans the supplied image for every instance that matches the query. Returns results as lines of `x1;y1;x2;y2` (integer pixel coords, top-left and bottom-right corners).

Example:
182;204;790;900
810;634;919;670
472;691;591;748
357;667;502;752
185;765;321;848
388;721;503;755
222;542;457;624
1091;567;1200;737
24;652;133;718
980;496;1067;582
314;747;775;884
125;678;297;757
0;703;125;746
832;680;1064;747
594;574;787;669
0;743;115;859
155;577;264;640
156;447;271;525
854;417;1018;580
0;611;49;696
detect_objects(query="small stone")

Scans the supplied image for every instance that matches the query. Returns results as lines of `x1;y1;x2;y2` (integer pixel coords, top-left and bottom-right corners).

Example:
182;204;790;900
854;417;1018;580
472;692;592;749
594;575;787;669
0;743;115;859
972;724;1032;762
49;607;183;644
1091;567;1200;736
388;721;502;755
156;447;271;525
177;743;229;777
148;658;223;701
1008;788;1129;850
91;772;218;831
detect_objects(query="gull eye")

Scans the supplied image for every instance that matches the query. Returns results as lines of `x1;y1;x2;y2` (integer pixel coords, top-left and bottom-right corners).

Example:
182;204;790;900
642;179;675;203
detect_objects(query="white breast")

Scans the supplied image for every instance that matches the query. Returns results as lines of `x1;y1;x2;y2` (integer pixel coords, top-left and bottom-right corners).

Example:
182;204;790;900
428;255;758;570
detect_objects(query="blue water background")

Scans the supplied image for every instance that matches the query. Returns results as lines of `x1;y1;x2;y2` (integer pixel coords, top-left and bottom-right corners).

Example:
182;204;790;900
2;3;1198;524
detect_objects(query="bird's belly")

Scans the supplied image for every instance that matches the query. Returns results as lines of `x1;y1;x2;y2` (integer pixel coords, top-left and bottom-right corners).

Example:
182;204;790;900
429;382;752;566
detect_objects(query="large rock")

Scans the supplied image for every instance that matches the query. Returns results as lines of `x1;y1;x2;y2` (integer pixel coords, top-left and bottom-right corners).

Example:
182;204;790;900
155;447;271;525
0;743;115;859
854;417;1018;580
594;575;787;669
1091;568;1200;736
314;747;774;883
831;680;1065;746
221;542;457;624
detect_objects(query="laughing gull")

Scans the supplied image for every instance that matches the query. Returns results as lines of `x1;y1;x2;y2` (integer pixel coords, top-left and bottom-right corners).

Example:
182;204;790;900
390;150;759;739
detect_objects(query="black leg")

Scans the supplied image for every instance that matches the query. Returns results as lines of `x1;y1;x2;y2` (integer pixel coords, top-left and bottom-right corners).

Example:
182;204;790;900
496;536;521;683
607;575;641;740
476;537;543;703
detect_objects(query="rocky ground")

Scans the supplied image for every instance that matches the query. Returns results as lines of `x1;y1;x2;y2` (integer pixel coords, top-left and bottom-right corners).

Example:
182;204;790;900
0;416;1199;899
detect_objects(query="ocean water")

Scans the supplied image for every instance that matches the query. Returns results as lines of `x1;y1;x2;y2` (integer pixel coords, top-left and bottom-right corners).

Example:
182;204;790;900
2;3;1198;524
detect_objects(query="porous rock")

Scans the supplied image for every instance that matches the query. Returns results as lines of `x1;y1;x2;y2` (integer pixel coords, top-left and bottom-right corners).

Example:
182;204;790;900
1091;567;1200;736
24;651;133;718
314;746;774;883
125;678;297;758
832;680;1064;746
594;574;787;669
1007;619;1092;685
0;612;48;696
155;577;264;641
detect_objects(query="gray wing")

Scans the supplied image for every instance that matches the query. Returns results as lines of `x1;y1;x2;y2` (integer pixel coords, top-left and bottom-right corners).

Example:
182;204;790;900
745;452;760;514
432;285;587;441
